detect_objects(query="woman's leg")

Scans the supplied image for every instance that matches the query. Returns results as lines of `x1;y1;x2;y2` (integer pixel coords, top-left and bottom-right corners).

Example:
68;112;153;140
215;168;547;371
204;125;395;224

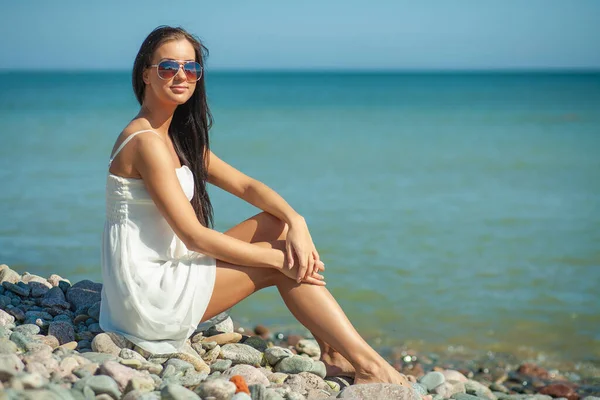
199;212;409;385
220;212;354;377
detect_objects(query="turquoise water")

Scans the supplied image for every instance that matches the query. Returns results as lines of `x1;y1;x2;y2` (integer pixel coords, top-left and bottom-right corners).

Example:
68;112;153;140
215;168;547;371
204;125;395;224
1;71;599;363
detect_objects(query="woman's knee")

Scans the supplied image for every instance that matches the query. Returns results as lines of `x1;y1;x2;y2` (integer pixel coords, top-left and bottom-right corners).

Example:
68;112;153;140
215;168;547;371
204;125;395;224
255;212;288;241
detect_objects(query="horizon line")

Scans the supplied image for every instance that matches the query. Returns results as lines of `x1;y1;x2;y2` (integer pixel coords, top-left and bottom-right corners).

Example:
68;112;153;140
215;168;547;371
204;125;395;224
1;66;599;74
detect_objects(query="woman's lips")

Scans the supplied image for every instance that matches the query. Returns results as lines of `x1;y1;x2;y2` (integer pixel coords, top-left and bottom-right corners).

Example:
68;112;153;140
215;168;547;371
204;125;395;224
171;86;188;93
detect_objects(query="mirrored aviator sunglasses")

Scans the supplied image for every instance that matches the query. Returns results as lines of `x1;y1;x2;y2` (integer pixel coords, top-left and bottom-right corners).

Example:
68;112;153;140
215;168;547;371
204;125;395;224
149;60;203;82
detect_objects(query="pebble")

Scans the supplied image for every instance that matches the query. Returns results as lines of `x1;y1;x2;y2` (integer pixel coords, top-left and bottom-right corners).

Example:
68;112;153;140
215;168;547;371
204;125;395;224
222;363;270;386
274;355;313;374
210;359;232;372
243;335;268;352
41;287;70;309
2;281;30;297
264;346;294;366
219;343;263;366
203;332;242;345
92;333;122;356
420;371;446;390
48;321;75;345
195;378;237;399
65;280;102;311
161;383;200;399
338;383;418;399
295;339;320;357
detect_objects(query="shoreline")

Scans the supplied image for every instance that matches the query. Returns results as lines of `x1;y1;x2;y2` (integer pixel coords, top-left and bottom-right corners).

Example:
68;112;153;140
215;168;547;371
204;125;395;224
1;264;598;399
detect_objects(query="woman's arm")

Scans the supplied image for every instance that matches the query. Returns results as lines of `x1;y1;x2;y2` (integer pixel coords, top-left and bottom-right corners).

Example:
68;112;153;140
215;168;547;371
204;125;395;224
206;151;321;282
133;136;285;269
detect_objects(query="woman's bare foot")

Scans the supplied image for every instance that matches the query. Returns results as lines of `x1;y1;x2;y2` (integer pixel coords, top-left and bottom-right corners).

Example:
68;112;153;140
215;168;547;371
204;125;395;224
322;350;356;378
353;361;410;386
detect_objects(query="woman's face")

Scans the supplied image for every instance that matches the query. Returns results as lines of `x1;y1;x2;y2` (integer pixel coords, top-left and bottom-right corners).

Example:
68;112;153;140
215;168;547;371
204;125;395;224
143;39;198;106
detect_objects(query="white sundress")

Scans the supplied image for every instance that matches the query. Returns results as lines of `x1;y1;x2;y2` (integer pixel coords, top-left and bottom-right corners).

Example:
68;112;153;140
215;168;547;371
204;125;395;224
99;129;221;354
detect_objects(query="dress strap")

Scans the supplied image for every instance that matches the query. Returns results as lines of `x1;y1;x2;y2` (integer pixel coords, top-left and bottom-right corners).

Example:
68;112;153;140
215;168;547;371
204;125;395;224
108;130;161;166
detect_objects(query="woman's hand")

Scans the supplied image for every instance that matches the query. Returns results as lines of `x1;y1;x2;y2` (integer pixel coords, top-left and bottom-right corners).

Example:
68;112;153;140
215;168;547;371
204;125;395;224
279;253;326;286
285;217;324;283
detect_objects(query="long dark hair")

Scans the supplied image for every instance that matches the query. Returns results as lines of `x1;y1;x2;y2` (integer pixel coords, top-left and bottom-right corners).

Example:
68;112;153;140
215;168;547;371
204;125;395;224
132;26;214;227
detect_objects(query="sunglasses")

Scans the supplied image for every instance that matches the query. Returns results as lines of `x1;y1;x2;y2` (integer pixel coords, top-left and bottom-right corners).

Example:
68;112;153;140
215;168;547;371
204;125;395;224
148;59;203;82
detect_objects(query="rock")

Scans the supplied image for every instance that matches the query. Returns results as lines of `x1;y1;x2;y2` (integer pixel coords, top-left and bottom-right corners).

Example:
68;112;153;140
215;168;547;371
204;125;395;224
264;346;294;366
87;301;101;320
204;332;242;345
202;341;218;351
420;371;446;391
125;376;157;393
285;371;330;396
309;360;326;378
539;383;580;400
120;348;147;362
0;265;20;284
339;383;419;399
28;282;50;297
254;324;270;340
295;339;320;357
195;378;236;399
10;331;32;350
48;321;75;345
411;383;428;396
14;323;40;336
249;383;267;399
433;380;467;398
25;361;50;379
6;307;25;322
451;393;481;400
41;287;70;309
517;364;550;380
21;273;52;288
232;393;253;400
58;356;80;376
243;336;268;352
274;355;313;374
165;358;195;374
100;360;154;392
0;309;16;327
222;364;270;386
268;372;288;385
219;343;263;366
211;359;232;373
0;337;18;354
214;316;234;333
66;280;102;311
74;374;121;399
442;370;469;383
47;274;70;288
161;383;200;399
92;333;122;356
0;353;24;377
58;341;78;351
179;370;208;387
2;281;29;297
88;322;103;333
168;352;210;374
80;351;119;364
202;345;221;364
465;379;497;400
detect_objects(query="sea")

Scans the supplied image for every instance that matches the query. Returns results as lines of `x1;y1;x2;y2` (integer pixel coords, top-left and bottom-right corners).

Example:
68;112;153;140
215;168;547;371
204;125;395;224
0;71;599;369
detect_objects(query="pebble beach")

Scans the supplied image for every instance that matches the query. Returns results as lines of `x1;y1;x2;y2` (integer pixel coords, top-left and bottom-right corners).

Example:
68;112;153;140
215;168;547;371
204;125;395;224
0;264;598;400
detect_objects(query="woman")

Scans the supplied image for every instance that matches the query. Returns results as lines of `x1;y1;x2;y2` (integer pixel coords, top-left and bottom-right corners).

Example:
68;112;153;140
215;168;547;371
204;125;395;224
100;25;409;386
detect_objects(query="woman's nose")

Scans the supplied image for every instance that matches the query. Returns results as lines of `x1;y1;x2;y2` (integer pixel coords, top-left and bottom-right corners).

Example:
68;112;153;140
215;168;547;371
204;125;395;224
175;65;187;81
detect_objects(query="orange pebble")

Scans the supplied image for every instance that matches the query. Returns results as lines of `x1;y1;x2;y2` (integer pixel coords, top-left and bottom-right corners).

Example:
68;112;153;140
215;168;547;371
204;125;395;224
229;375;250;394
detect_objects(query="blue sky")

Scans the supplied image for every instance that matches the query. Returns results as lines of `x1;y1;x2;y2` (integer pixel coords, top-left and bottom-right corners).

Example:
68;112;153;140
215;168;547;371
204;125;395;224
1;0;599;71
